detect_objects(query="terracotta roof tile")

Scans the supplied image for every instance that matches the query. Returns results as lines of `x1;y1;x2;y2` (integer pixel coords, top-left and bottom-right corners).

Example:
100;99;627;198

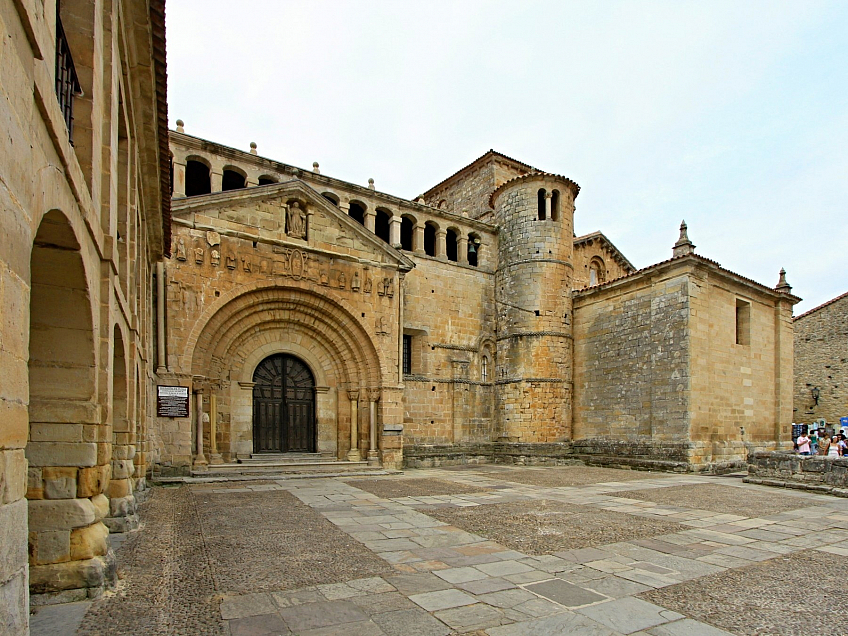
794;289;848;321
489;171;580;208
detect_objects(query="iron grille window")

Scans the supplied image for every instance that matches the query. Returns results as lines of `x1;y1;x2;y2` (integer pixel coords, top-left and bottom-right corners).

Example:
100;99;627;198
55;11;81;144
402;335;412;375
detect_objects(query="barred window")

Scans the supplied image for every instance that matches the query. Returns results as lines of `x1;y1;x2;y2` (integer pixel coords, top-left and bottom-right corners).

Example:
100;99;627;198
402;335;412;375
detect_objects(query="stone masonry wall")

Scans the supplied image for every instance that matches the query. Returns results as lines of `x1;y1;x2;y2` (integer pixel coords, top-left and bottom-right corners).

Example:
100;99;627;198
401;254;495;444
573;238;633;288
422;157;528;219
573;272;691;444
793;293;848;426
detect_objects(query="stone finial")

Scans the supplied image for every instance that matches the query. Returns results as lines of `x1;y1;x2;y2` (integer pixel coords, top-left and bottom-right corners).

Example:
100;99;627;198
416;196;425;204
313;162;320;174
672;220;695;258
368;178;375;190
775;268;792;294
249;142;257;155
175;119;185;133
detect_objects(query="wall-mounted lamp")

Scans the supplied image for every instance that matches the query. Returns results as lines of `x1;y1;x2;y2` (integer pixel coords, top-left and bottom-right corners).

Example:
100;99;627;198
811;386;820;406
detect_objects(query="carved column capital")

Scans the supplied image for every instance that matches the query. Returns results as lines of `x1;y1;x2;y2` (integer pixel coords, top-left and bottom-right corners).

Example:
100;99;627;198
347;390;360;402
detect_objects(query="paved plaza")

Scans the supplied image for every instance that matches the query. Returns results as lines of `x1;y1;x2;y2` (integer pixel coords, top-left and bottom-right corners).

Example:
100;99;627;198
31;466;848;636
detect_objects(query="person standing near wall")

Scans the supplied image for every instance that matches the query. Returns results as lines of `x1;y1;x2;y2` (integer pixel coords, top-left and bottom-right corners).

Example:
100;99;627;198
796;432;812;455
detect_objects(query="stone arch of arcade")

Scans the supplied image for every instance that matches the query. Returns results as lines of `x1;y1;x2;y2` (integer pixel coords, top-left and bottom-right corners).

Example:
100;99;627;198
187;282;386;460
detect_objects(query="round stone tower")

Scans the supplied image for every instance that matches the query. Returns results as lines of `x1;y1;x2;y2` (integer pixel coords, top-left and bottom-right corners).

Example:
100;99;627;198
490;173;580;443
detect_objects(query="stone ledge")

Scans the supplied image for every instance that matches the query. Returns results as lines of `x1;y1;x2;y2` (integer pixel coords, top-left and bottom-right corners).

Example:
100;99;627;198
747;451;848;495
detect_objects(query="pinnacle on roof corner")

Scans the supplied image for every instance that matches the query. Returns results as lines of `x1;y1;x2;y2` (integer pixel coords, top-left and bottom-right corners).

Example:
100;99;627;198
776;268;792;294
672;219;695;258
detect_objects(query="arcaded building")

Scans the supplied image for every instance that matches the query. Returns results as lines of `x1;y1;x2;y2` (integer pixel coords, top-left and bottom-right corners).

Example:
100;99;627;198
0;0;169;629
157;128;800;480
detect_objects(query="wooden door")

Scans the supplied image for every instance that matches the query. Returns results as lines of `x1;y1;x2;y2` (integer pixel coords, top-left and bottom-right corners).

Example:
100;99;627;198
252;354;315;453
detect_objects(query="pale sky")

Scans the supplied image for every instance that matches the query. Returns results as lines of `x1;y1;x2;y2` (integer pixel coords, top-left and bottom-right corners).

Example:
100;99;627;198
166;0;847;314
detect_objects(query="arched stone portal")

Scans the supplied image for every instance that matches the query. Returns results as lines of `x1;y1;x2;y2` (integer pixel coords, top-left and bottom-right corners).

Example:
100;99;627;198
188;282;387;461
253;354;316;453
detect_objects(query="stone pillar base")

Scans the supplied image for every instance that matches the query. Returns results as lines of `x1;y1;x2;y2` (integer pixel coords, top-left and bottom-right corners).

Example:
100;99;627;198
104;494;138;532
346;449;362;462
208;452;224;465
29;552;116;605
367;450;380;467
193;455;209;471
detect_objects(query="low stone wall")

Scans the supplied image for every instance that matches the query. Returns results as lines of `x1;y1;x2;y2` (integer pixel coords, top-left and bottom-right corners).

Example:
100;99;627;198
403;442;577;468
571;439;694;473
746;451;848;496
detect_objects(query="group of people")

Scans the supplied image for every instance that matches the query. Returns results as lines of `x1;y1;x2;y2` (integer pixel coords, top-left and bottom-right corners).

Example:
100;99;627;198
795;429;848;457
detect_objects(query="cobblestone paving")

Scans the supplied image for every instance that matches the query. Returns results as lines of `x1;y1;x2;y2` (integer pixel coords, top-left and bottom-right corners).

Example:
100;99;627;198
423;500;687;555
194;486;393;593
345;477;490;499
614;483;811;516
491;466;672;488
640;549;848;635
77;486;225;636
66;467;848;636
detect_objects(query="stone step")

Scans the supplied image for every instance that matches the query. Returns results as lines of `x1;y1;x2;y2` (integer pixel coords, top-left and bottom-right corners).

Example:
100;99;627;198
241;453;331;464
194;460;378;478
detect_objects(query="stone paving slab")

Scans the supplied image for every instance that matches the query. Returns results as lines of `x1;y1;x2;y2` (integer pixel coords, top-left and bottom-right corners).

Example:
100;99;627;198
613;483;811;516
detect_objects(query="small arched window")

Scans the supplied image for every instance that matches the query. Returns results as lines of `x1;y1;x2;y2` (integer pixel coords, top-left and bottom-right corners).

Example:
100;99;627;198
551;190;560;221
467;233;480;267
349;201;366;226
589;258;606;286
322;192;340;206
481;355;489;382
400;216;415;251
446;228;458;262
376;209;391;244
537;188;546;220
222;168;246;191
258;175;277;186
424;222;437;257
185;159;211;196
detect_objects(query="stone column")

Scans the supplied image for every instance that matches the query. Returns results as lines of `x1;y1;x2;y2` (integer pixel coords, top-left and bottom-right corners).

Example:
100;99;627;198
436;229;447;260
172;160;186;197
210;170;223;193
368;390;380;466
414;223;425;255
389;216;402;248
457;235;469;264
364;210;376;233
156;261;166;373
193;391;208;470
347;390;361;461
339;202;350;216
398;275;405;384
209;391;223;464
545;191;552;219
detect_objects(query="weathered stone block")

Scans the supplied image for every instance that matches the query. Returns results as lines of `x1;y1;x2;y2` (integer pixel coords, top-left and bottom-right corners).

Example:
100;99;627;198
42;467;78;499
70;522;109;560
91;494;109;522
25;442;97;468
31;530;70;565
0;499;28;583
28;498;96;531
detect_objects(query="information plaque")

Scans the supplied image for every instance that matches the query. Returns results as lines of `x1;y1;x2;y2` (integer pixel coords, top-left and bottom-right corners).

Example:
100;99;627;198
157;385;189;418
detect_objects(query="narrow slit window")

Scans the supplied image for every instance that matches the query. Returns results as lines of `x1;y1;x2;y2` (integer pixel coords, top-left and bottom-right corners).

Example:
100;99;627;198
402;335;412;375
735;299;751;345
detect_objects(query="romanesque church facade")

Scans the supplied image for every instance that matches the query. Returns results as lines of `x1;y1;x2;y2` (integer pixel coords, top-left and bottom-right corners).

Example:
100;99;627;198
158;127;799;478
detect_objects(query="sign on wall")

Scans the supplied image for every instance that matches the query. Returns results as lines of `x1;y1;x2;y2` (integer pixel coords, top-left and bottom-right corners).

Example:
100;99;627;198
157;385;190;418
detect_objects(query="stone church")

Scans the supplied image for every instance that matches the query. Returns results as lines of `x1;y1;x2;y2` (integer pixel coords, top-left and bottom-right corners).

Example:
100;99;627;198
0;0;800;626
160;126;800;478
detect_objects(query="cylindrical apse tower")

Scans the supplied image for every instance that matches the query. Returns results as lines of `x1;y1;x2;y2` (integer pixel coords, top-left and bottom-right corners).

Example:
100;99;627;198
490;173;579;443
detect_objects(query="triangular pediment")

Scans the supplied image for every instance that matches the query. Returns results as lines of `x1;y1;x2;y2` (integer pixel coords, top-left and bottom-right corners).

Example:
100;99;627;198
171;179;414;271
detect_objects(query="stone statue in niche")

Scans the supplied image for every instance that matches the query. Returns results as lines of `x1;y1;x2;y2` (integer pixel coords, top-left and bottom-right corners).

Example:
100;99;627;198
226;253;236;270
194;246;204;264
377;279;385;297
176;238;187;261
260;260;270;274
338;272;346;289
286;201;307;239
376;315;389;335
351;271;361;292
210;249;220;266
242;256;252;273
363;276;372;294
384;278;394;298
320;271;329;286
